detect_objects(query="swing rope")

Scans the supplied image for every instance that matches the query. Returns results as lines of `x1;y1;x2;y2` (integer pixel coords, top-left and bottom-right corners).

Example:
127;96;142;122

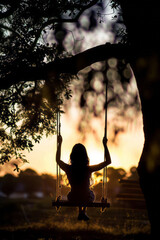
56;110;61;200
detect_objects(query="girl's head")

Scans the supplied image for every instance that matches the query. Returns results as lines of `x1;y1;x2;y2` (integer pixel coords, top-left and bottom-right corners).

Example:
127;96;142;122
70;143;89;167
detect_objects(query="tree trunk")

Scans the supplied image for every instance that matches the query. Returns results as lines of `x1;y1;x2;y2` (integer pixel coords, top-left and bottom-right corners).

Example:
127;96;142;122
131;52;160;238
119;0;160;237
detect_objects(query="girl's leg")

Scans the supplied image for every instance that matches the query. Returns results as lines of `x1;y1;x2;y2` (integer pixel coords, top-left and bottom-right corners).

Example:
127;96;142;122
78;206;89;221
78;207;84;220
79;206;83;214
79;206;86;214
82;207;86;213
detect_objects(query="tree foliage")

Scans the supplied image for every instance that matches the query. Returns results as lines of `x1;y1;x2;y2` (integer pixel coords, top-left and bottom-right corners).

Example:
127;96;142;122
0;0;137;166
0;0;100;165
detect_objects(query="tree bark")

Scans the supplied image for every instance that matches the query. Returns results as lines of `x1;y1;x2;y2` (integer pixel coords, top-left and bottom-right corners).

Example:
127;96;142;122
132;54;160;238
119;0;160;237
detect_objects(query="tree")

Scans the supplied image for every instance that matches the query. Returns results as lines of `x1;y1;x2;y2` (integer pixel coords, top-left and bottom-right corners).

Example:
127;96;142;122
113;1;160;238
19;168;42;195
1;0;160;237
0;0;132;164
107;167;126;204
1;173;17;196
127;166;139;181
0;0;100;164
41;173;56;197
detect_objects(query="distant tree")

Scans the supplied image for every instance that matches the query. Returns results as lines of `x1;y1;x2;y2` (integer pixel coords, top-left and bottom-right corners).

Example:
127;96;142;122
1;174;17;196
93;171;103;182
127;166;139;181
93;167;126;202
41;173;56;196
107;167;126;203
92;182;102;201
19;168;42;196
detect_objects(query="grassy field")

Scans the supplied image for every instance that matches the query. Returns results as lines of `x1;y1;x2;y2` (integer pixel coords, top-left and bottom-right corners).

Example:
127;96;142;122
0;197;151;240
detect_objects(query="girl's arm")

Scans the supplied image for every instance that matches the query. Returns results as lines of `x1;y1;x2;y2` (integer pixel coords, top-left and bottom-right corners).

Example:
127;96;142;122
89;137;111;173
56;135;69;172
103;137;111;165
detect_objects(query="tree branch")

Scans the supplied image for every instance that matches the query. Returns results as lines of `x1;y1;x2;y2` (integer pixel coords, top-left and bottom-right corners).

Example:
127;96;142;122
0;0;20;19
46;42;130;74
30;0;100;51
0;24;30;46
0;43;131;90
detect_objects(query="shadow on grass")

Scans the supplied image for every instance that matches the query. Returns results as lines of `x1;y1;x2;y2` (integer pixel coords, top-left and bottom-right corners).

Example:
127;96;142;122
0;198;151;240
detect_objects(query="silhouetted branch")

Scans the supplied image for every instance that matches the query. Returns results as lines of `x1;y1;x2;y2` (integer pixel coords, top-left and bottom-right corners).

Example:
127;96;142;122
30;0;99;50
0;42;131;90
0;24;30;46
0;0;19;19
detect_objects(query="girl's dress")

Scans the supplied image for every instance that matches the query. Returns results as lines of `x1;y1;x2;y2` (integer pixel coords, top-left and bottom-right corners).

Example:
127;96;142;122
65;165;95;204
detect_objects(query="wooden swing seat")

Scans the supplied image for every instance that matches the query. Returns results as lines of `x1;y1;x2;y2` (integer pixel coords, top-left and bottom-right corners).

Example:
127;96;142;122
52;199;110;209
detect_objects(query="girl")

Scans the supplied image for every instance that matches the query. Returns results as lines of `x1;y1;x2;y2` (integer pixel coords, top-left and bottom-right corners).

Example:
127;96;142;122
56;135;111;220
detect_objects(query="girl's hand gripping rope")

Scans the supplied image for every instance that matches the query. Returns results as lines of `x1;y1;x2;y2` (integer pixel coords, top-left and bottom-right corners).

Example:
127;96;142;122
103;136;108;147
103;137;111;165
57;135;63;145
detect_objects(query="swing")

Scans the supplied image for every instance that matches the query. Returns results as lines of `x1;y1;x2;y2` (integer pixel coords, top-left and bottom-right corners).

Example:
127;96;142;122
52;80;110;212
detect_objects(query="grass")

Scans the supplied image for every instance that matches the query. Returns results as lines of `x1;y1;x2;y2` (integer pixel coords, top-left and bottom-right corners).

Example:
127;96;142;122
0;197;151;240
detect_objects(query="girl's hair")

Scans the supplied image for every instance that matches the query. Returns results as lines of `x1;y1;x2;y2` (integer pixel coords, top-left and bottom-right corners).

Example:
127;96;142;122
70;143;89;167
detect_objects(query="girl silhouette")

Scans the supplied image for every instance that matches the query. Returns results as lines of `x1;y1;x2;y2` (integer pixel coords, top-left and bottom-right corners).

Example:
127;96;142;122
56;135;111;220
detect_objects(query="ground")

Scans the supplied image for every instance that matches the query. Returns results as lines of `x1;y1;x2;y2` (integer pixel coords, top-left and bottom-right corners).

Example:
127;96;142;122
0;197;151;240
